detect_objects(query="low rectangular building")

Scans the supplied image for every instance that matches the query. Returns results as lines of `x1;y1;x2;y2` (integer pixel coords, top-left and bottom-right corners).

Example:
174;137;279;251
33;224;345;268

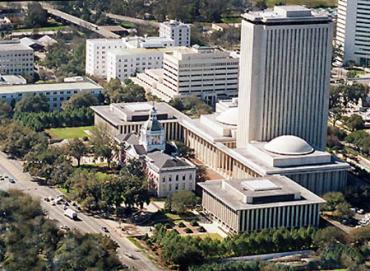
199;175;325;233
0;81;103;111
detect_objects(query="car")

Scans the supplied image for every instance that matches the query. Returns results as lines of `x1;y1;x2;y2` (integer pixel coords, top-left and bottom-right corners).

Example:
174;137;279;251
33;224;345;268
52;202;56;206
101;226;109;233
64;202;69;206
357;209;365;214
8;178;15;184
44;197;50;202
63;206;68;210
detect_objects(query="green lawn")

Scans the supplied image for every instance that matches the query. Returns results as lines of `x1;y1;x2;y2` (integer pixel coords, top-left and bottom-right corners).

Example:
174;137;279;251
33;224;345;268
267;0;336;7
193;233;223;241
46;126;93;140
14;25;67;32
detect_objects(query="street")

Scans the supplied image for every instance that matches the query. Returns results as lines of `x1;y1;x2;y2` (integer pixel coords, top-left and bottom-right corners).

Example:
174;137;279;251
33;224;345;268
0;152;161;271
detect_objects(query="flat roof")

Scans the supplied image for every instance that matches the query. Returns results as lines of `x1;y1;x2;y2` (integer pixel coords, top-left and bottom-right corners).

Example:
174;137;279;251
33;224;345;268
0;81;103;94
109;46;183;56
242;5;331;24
199;175;325;211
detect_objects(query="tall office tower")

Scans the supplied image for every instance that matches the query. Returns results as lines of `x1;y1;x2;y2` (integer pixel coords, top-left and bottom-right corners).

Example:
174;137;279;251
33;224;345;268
159;20;191;47
336;0;370;66
237;6;333;150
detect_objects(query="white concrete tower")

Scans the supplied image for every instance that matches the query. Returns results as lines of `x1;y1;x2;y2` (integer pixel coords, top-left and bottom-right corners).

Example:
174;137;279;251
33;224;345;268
237;6;333;150
159;20;191;47
336;0;370;66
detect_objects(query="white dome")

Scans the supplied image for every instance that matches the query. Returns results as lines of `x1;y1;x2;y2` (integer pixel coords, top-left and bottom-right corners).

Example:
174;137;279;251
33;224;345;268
216;107;238;126
264;135;314;155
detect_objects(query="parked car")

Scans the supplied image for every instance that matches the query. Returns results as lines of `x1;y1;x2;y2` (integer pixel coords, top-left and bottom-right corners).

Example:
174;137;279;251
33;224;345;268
64;208;78;220
101;226;109;233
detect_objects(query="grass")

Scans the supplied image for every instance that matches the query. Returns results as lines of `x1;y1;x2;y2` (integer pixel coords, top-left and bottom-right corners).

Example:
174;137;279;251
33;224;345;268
127;236;146;251
120;21;136;29
193;232;224;241
14;25;67;32
266;0;337;7
46;126;93;140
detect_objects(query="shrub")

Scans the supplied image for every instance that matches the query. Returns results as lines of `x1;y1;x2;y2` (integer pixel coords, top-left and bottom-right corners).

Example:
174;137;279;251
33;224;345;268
198;226;206;233
184;228;193;234
178;222;186;228
190;220;199;227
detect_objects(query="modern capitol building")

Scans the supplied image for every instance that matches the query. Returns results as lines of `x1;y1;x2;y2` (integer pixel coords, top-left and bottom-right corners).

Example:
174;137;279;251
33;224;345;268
91;5;350;233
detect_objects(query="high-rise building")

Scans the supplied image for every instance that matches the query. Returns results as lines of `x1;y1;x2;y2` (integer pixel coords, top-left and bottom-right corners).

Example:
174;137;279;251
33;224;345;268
159;20;191;47
237;6;333;150
133;46;239;104
336;0;370;66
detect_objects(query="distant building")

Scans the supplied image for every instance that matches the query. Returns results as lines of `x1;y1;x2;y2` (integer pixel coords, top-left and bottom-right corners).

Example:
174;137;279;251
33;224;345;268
0;81;103;111
133;46;239;105
85;36;175;79
0;40;34;78
159;20;191;47
106;47;182;82
336;0;370;66
238;6;333;150
199;175;325;233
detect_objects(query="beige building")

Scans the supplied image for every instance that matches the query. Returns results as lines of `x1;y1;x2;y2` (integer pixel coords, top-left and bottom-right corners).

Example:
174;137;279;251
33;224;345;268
199;175;325;233
133;46;239;105
238;6;333;150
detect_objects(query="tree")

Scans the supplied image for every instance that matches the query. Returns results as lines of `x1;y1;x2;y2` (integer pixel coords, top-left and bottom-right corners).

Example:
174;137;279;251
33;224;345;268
62;92;99;111
104;79;147;103
90;124;116;167
24;2;48;28
174;141;195;158
169;96;212;118
346;114;364;131
322;192;347;212
314;227;347;249
0;100;11;119
15;94;49;113
121;158;146;179
0;121;48;158
165;191;197;213
65;138;87;166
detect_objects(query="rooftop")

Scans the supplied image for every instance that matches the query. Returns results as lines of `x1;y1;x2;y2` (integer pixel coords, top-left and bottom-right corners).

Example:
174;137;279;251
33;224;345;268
242;5;331;24
0;39;33;51
0;81;103;94
147;151;195;170
199;175;325;210
108;46;182;56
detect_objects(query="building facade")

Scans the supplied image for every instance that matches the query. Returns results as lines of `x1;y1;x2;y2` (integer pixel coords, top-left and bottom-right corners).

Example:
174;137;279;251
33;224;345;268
336;0;370;66
199;176;325;233
0;81;103;111
159;20;191;47
0;40;34;78
237;6;333;150
106;47;181;82
86;37;175;79
133;46;239;105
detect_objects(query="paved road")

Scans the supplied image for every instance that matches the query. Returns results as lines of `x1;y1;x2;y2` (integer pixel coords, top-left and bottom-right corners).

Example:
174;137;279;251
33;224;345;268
102;12;159;28
41;4;120;38
0;152;161;271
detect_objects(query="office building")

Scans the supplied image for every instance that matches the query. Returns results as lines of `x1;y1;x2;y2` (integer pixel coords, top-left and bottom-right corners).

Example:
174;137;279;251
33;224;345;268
199;175;325;233
106;47;181;82
0;81;103;111
336;0;370;66
237;6;333;150
133;46;239;104
159;20;191;47
85;36;175;79
0;40;34;78
91;100;349;195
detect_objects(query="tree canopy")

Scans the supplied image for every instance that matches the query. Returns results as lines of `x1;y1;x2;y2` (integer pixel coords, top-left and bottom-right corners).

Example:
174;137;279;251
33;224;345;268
24;2;48;28
15;94;49;113
104;79;147;104
62;92;99;111
0;190;122;270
